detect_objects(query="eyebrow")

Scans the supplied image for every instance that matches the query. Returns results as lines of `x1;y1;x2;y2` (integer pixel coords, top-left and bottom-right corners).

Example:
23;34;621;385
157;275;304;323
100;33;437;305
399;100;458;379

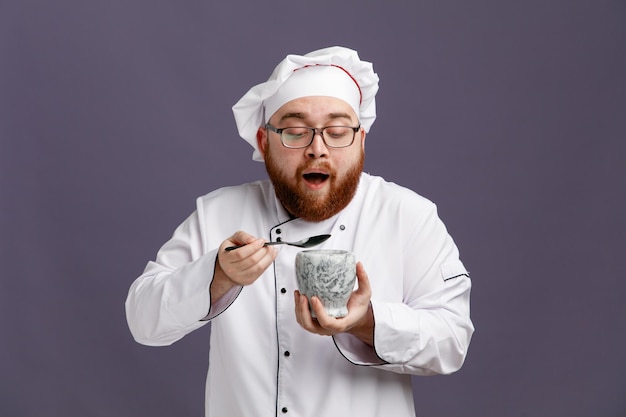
279;112;355;123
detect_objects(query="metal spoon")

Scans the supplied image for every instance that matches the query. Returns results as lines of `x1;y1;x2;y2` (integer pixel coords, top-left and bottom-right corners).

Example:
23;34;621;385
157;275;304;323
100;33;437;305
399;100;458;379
225;234;331;251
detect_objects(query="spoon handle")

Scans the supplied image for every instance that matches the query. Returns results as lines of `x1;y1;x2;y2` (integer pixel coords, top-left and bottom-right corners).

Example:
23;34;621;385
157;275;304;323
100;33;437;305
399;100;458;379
263;241;284;246
224;242;276;251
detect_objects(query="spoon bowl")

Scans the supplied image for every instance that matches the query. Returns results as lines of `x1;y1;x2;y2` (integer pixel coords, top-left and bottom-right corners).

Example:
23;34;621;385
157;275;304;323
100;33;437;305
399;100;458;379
225;234;331;251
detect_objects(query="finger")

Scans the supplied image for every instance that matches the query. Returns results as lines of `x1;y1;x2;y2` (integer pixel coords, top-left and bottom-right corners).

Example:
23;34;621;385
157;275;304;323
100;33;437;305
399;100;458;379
240;245;277;271
219;240;275;286
294;292;327;334
222;237;266;257
312;296;354;332
354;262;372;296
219;239;262;272
244;245;278;275
231;230;259;247
293;291;309;326
307;297;339;334
344;264;372;320
309;296;329;321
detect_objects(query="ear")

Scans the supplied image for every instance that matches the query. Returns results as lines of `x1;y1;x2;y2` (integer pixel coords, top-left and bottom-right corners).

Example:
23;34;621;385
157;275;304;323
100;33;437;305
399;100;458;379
257;127;268;158
359;128;366;151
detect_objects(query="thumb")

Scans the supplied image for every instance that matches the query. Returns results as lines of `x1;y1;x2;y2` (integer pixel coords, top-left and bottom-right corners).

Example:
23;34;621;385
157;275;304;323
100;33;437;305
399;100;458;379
355;262;371;295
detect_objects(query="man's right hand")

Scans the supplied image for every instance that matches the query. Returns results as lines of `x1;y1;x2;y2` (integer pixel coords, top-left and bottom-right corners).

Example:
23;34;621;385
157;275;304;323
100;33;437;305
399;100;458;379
210;231;278;302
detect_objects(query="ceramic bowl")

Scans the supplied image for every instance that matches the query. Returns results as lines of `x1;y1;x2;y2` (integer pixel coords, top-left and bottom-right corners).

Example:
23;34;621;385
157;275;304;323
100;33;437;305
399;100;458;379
295;250;356;318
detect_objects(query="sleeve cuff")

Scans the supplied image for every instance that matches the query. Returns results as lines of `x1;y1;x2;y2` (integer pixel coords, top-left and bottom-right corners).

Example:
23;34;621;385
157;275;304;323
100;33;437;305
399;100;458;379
201;284;243;321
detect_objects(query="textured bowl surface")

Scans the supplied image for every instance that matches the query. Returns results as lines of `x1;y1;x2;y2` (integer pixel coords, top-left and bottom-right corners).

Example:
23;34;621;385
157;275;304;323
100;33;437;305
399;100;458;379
295;250;356;318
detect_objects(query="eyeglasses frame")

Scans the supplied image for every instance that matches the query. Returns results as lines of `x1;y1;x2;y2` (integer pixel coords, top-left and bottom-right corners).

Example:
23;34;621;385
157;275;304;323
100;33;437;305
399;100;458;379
265;124;361;149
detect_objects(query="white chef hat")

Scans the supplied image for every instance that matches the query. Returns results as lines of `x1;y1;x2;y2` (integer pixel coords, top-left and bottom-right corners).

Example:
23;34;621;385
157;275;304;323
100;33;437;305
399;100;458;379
232;46;379;161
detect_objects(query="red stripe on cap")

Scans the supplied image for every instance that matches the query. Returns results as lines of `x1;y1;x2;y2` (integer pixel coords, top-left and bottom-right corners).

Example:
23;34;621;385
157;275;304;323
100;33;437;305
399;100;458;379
293;64;362;104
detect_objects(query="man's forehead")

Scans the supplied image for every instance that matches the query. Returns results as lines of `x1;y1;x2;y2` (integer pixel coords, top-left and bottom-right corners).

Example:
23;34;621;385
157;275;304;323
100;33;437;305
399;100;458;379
278;111;355;122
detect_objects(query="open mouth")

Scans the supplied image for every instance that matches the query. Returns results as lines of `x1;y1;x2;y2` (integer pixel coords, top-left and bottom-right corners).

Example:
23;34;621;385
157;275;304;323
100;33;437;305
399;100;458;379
302;172;330;186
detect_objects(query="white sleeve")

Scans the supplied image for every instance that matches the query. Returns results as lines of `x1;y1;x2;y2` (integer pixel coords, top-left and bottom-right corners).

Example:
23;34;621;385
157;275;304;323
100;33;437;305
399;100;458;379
334;201;474;375
124;211;241;346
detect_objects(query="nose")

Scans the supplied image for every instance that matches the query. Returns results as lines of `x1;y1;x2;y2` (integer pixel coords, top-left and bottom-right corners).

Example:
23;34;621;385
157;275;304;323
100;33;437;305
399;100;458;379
305;131;328;158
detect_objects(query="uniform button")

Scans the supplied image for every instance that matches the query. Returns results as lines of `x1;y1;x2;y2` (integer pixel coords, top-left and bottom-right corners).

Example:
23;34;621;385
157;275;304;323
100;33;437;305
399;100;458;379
276;229;282;234
276;237;282;242
284;351;290;357
339;224;346;230
280;288;287;294
282;407;288;413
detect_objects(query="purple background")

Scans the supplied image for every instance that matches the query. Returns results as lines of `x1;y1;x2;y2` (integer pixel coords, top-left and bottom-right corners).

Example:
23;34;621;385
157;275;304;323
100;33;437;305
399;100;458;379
2;1;625;416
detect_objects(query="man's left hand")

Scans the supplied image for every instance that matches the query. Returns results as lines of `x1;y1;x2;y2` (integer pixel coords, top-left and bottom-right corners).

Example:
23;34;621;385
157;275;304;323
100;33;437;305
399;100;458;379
294;262;374;346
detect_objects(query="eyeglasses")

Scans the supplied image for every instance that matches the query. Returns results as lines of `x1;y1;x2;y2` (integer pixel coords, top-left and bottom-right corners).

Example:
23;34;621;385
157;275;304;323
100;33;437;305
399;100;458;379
265;124;361;149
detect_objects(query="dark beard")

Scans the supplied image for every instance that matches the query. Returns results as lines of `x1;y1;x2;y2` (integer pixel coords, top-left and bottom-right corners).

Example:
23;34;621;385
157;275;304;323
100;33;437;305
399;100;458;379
264;150;364;222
